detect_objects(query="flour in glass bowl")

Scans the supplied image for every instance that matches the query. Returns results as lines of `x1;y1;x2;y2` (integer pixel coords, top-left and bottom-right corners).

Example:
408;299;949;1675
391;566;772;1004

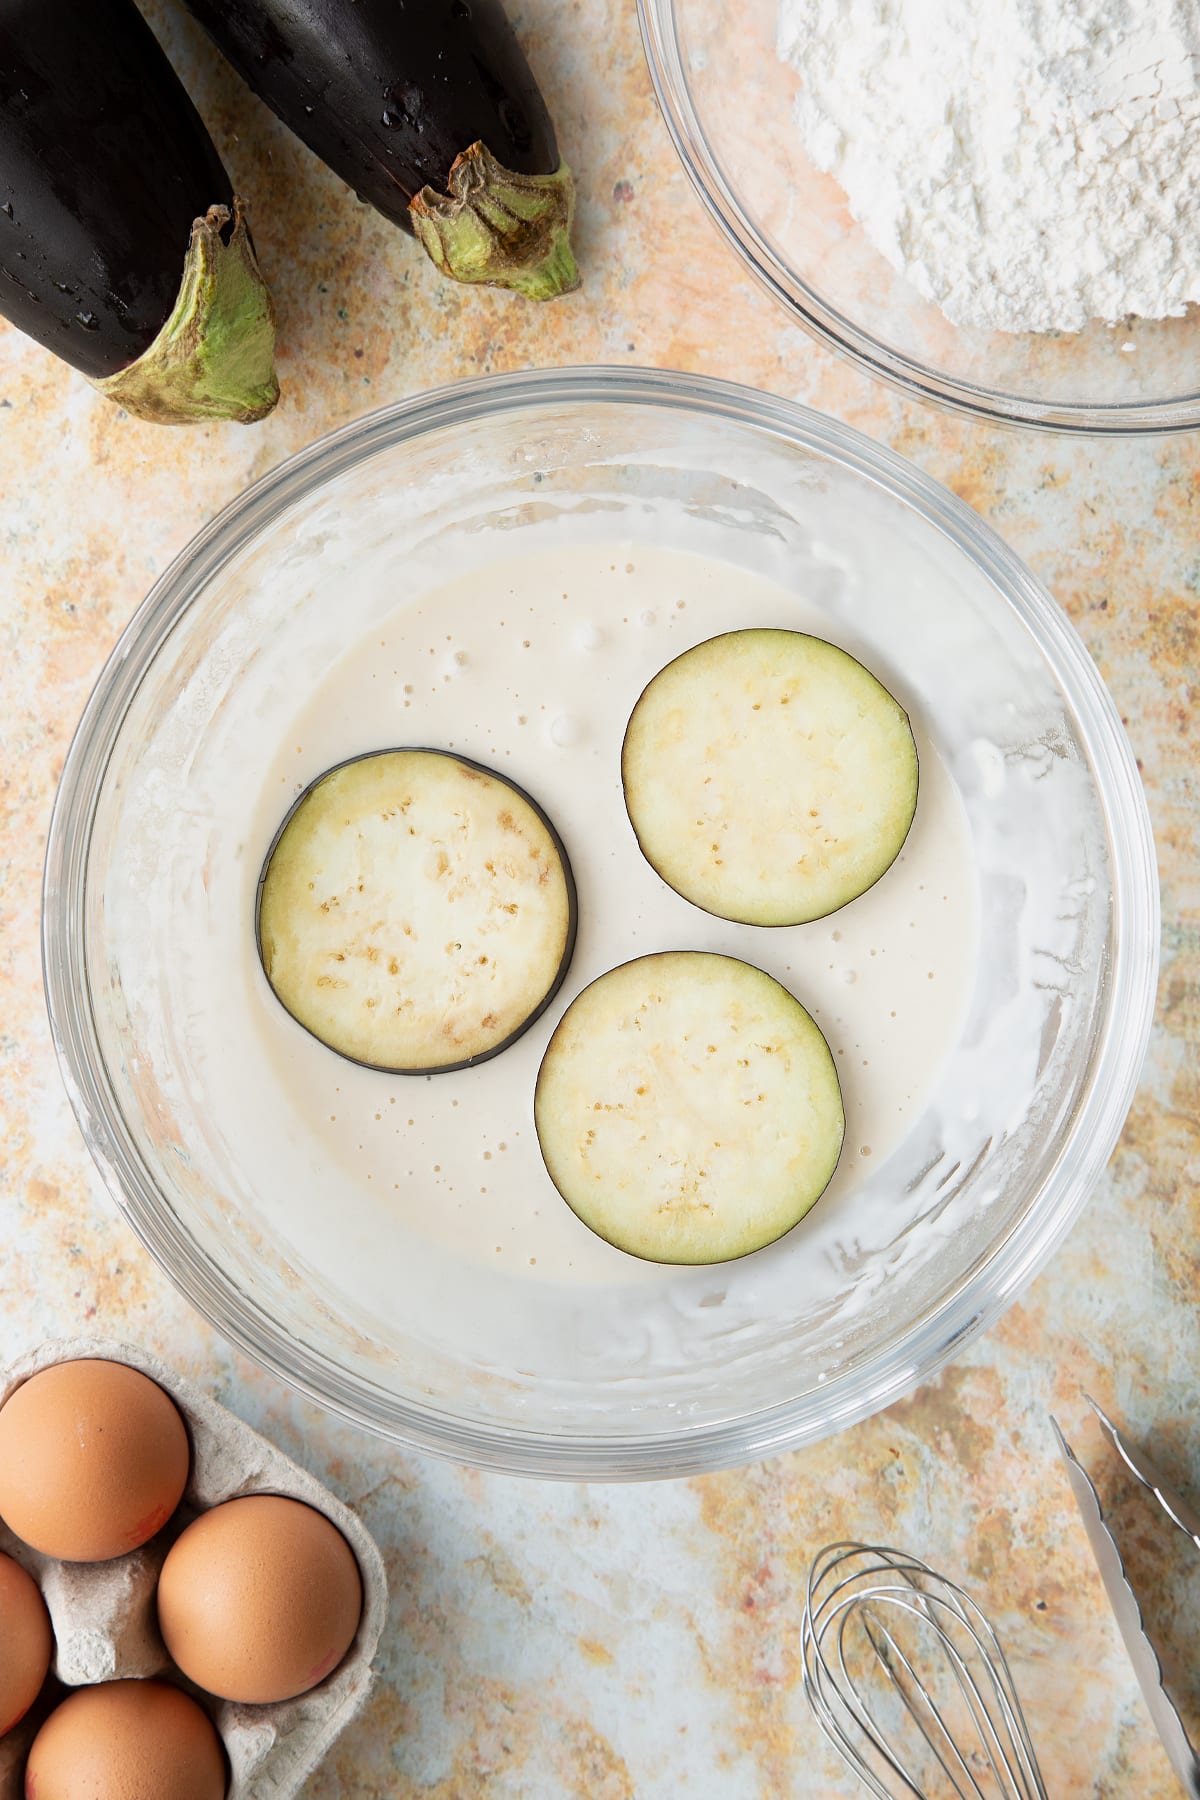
777;0;1200;332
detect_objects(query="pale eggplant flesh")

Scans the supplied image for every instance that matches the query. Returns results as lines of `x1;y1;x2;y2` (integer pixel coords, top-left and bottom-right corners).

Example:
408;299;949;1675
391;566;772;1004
534;952;845;1264
257;749;577;1074
621;629;919;927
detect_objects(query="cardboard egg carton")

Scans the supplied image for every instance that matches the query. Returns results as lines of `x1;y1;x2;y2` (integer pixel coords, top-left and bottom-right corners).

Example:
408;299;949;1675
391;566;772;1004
0;1338;387;1800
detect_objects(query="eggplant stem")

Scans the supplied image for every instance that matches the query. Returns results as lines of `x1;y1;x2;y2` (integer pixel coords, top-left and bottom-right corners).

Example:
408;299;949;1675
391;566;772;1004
92;198;279;425
410;143;580;301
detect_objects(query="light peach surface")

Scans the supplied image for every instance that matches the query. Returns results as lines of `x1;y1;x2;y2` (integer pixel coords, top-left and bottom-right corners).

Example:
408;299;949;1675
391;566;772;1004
1;1;1197;1795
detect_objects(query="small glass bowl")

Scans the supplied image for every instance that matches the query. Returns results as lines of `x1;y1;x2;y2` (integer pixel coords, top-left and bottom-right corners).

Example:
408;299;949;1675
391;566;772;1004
43;368;1158;1477
639;0;1200;432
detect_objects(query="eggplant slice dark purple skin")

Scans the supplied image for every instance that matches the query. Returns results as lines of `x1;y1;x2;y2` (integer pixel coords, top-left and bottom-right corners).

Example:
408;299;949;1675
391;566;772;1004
0;0;278;423
255;748;580;1076
181;0;579;301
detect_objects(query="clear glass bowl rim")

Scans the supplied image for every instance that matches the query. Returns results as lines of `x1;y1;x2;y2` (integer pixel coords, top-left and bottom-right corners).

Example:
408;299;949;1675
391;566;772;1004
637;0;1200;435
42;366;1160;1478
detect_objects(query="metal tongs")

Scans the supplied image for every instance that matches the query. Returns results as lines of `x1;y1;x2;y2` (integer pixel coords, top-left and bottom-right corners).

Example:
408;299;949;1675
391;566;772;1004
1052;1398;1200;1797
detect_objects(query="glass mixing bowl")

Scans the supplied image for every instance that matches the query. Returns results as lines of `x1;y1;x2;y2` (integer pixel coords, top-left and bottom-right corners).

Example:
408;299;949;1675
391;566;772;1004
639;0;1200;432
44;368;1158;1477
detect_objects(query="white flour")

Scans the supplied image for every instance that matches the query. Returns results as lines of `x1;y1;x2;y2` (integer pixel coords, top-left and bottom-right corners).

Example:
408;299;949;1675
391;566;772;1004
777;0;1200;332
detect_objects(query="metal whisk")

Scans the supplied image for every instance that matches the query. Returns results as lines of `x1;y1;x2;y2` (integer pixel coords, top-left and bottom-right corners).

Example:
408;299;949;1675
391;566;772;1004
801;1544;1048;1800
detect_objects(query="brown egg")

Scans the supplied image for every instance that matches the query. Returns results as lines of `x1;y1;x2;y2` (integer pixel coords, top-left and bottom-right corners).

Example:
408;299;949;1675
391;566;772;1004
0;1360;190;1562
23;1679;225;1800
0;1552;52;1738
157;1494;363;1704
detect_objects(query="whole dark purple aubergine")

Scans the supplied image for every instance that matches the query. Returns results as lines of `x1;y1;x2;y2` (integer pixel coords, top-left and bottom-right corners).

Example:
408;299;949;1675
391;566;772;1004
0;0;278;424
182;0;579;302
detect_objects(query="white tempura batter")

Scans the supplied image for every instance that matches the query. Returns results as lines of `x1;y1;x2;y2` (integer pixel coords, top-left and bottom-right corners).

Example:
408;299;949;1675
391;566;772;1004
243;541;979;1285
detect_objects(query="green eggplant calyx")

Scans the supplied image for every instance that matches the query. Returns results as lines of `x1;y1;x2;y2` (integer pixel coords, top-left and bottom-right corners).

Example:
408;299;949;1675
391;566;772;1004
92;199;279;425
410;143;580;302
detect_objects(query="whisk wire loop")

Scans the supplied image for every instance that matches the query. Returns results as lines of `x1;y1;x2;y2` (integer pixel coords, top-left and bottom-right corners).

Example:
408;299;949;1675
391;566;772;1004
861;1609;993;1800
802;1543;1048;1800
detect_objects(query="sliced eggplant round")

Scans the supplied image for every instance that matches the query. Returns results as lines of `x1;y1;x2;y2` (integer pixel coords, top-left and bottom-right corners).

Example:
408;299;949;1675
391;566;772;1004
621;630;919;926
257;749;576;1074
534;952;844;1264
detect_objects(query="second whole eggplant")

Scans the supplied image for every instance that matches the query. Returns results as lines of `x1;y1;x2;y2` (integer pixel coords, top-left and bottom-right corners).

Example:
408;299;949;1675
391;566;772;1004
182;0;579;302
0;0;278;424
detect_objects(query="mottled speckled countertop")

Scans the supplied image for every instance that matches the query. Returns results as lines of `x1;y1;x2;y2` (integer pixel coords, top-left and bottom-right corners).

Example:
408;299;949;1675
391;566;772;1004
2;1;1198;1794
